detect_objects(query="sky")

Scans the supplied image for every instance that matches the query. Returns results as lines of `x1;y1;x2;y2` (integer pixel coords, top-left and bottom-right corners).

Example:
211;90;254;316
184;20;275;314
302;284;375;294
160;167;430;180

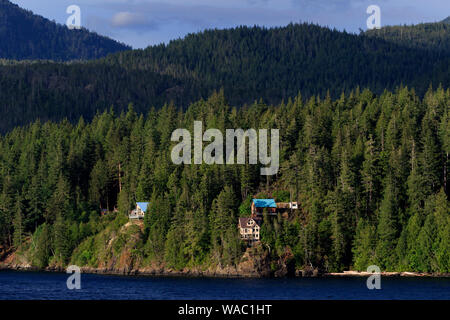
10;0;450;49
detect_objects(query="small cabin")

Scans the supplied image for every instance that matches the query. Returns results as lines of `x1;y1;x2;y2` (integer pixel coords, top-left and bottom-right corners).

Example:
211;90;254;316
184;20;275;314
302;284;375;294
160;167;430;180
276;202;299;211
251;199;277;217
238;217;262;245
129;202;149;219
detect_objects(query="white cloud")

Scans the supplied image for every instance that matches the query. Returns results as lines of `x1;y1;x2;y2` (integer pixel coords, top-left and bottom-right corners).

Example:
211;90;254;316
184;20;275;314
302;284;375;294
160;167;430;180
111;11;151;28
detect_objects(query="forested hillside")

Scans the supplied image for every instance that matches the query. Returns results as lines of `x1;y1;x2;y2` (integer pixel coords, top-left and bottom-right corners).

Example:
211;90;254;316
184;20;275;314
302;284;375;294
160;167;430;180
104;23;450;104
366;17;450;53
1;23;450;133
0;2;448;275
0;61;194;132
0;0;130;60
0;88;448;273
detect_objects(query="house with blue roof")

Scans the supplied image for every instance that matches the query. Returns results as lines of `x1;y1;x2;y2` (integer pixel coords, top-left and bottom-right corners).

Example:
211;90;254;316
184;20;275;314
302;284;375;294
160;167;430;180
251;199;277;216
129;202;150;219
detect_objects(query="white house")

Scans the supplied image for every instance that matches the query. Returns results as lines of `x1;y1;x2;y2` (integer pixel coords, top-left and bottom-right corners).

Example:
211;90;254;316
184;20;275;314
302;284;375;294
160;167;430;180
129;202;149;219
238;217;262;244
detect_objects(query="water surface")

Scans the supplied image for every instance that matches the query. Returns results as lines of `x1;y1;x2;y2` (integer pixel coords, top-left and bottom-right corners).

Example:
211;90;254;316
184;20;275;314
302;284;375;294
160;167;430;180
0;271;448;300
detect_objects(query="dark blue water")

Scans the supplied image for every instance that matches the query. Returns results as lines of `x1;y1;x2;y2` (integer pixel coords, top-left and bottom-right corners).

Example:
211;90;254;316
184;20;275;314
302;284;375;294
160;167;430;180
0;271;448;300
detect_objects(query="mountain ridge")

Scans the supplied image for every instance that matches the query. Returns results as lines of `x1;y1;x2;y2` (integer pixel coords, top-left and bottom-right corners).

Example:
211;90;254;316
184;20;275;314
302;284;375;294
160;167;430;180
365;18;450;53
0;3;449;132
0;22;449;133
0;0;131;60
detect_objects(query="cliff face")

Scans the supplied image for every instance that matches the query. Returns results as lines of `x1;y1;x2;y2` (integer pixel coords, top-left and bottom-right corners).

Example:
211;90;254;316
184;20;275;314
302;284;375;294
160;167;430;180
69;219;276;277
0;250;34;271
0;229;276;278
0;219;294;278
70;220;146;274
236;244;272;277
79;241;273;278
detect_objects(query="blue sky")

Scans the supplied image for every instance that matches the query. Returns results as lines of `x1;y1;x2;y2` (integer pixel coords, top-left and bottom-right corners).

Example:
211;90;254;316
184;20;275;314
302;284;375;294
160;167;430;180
10;0;450;49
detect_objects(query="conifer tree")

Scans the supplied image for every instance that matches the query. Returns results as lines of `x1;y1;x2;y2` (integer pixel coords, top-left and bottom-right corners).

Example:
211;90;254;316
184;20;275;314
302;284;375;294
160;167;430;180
352;219;377;270
419;113;442;196
433;189;449;272
361;135;380;216
53;213;71;264
34;224;51;268
13;199;24;250
376;183;398;270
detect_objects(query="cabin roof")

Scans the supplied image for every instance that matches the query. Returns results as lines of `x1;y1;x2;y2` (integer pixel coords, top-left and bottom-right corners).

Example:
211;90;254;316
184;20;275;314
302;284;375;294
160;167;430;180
136;202;150;212
252;199;276;208
239;217;262;228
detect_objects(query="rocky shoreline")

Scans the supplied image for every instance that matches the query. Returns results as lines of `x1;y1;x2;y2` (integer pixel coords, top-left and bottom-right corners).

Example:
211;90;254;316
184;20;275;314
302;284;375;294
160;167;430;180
323;270;450;278
2;241;448;278
1;262;449;278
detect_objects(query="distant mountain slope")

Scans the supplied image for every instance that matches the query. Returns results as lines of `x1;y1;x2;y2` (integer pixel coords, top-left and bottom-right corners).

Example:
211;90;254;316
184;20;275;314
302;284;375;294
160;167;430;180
365;19;450;53
0;0;130;60
103;23;450;103
0;23;449;133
